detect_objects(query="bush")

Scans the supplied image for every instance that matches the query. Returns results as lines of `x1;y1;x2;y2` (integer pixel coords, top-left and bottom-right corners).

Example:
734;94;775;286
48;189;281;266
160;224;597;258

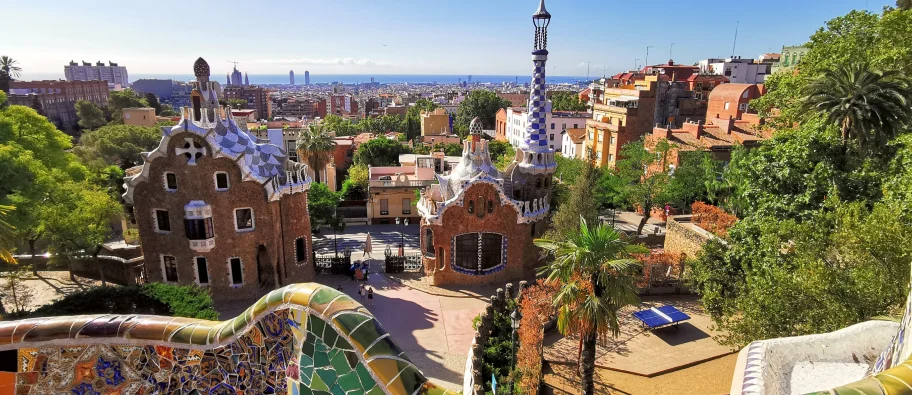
691;202;738;237
25;283;218;320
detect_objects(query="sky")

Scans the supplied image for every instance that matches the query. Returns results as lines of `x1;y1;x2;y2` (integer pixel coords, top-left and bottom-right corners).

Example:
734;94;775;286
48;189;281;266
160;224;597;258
2;0;896;79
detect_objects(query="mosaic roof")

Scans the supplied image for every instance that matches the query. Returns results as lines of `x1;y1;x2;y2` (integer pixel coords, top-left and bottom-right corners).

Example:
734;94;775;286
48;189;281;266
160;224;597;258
0;283;455;395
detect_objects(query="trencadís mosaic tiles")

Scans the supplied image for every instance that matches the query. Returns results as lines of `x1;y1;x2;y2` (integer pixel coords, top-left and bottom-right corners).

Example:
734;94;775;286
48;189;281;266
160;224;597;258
0;283;455;395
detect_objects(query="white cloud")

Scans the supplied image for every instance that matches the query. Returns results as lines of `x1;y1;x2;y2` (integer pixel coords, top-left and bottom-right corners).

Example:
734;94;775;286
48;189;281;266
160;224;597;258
252;57;394;67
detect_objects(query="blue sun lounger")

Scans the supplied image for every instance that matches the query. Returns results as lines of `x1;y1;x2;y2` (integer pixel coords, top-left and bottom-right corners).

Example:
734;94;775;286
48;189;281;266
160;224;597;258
632;305;691;330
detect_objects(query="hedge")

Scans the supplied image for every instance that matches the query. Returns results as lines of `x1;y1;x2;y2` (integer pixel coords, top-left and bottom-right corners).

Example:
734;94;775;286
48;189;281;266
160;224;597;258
25;283;219;320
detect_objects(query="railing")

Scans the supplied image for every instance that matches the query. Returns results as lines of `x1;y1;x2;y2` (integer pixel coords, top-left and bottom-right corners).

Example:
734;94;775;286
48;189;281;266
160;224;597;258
384;249;423;273
368;179;437;188
189;237;215;253
313;250;352;275
586;119;622;132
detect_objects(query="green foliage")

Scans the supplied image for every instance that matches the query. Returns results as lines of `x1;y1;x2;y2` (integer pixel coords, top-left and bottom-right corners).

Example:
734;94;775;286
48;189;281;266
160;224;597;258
550;91;589;112
662;152;722;212
107;89;148;123
353;137;408;167
74;100;107;130
296;123;336;184
144;93;162;115
25;283;218;320
614;139;673;234
454;91;511;137
480;299;519;395
341;164;369;200
0;265;33;313
73;124;162;170
493;143;516;172
43;181;122;263
307;182;342;230
546;160;600;240
159;104;178;117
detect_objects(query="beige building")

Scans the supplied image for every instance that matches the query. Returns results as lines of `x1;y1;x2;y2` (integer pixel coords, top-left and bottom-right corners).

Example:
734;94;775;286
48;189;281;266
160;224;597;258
420;108;450;136
123;108;157;127
366;161;437;225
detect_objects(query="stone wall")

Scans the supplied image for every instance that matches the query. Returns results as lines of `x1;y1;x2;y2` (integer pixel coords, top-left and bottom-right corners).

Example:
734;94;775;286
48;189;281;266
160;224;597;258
0;283;455;395
664;215;715;258
465;281;529;395
11;255;144;286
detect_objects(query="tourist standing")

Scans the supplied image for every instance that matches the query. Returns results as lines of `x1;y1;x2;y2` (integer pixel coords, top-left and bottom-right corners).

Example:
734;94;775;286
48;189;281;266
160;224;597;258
367;287;374;306
358;284;366;303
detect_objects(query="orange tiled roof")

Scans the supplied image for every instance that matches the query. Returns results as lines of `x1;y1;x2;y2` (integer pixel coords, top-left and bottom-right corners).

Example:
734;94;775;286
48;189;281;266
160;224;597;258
565;128;586;144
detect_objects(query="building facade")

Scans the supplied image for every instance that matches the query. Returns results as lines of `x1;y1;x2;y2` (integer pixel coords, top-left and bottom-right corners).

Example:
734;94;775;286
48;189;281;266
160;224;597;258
8;80;109;132
123;107;157;127
503;106;587;152
224;85;271;120
305;71;310;85
771;45;809;74
560;128;586;159
123;58;314;302
706;83;764;121
698;57;769;84
64;60;129;87
420;108;451;136
418;0;555;287
289;70;295;85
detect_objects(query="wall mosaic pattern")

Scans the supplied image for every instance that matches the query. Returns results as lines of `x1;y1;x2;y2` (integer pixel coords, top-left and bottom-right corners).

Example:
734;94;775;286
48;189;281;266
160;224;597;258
0;283;455;395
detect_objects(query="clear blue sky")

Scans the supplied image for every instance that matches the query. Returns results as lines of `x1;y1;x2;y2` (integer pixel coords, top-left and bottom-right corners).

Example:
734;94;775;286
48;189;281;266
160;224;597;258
3;0;894;78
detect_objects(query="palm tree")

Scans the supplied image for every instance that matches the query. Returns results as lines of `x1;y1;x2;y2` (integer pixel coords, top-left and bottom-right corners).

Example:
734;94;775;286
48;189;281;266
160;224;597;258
0;205;17;264
802;62;912;154
0;56;21;79
296;123;336;184
535;218;647;395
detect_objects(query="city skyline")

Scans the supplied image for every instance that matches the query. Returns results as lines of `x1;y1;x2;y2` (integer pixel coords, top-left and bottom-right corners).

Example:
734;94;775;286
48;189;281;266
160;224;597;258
3;0;893;79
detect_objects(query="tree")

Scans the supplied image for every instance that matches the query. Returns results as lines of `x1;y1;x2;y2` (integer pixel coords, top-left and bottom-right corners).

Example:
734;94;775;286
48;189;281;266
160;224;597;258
0;56;22;93
900;0;912;10
0;205;16;264
661;152;721;212
1;265;34;314
454;91;511;137
75;100;107;130
802;62;912;154
107;89;148;123
30;96;45;117
159;104;178;117
295;123;336;184
546;161;601;239
43;182;122;284
228;99;247;110
353;137;408;167
535;219;646;395
550;91;589;112
307;182;341;231
144;93;162;115
73;125;162;170
614;139;673;234
341;164;369;200
488;139;512;163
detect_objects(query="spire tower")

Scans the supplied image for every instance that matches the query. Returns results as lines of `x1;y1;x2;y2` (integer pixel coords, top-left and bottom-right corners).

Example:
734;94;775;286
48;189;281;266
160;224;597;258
513;0;555;174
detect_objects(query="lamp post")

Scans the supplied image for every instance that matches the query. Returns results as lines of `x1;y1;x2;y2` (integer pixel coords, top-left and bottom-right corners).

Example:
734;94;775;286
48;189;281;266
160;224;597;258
395;217;409;256
509;308;523;395
645;46;654;71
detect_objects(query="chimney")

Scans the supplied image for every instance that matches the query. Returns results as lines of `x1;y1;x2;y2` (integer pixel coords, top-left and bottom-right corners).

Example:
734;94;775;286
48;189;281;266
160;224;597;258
653;123;672;139
682;120;703;139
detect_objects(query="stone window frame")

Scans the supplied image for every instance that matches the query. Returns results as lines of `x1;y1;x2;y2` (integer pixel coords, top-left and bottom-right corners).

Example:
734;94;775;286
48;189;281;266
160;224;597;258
227;256;245;288
233;207;255;233
161;254;178;284
193;255;210;286
423;228;435;258
295;237;308;265
450;231;508;276
153;208;171;234
163;172;178;192
214;171;230;192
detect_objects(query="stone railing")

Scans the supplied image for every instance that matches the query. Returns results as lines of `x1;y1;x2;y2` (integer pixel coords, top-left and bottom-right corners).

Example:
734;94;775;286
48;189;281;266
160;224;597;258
369;179;436;188
0;283;457;395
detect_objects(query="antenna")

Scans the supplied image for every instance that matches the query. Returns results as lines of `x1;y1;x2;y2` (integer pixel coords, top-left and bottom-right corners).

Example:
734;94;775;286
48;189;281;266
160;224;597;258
731;22;739;58
645;46;654;70
226;60;239;69
670;43;676;60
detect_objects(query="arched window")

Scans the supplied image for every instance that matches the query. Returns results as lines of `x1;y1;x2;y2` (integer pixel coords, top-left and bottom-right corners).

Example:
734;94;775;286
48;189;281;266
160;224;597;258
453;232;504;275
438;248;445;270
468;200;474;213
536;179;542;189
424;228;435;256
487;200;494;213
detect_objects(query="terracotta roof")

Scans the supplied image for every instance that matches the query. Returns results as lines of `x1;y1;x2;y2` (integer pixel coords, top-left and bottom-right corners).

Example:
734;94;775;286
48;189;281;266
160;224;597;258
565;128;586;144
708;83;758;103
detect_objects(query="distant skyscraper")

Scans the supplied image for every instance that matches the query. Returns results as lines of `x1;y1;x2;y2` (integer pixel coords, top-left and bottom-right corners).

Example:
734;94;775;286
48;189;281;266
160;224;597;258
289;70;295;85
226;74;230;85
305;71;310;85
64;60;129;86
230;66;242;86
370;77;374;83
244;72;249;86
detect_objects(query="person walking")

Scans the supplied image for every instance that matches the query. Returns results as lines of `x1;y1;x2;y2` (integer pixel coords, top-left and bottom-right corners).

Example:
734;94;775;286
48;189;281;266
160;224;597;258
367;287;374;306
358;284;366;304
336;284;343;292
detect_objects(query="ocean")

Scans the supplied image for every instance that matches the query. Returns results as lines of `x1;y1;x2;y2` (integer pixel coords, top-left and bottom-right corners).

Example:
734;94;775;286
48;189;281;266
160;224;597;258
23;73;589;85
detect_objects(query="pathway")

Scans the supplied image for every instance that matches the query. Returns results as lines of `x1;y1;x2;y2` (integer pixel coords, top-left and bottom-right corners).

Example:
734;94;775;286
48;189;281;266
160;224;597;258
312;224;421;256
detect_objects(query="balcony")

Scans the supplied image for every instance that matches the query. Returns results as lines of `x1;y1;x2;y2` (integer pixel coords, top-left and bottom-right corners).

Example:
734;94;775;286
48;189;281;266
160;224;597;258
593;103;638;116
586;119;623;133
369;179;436;188
189;237;215;253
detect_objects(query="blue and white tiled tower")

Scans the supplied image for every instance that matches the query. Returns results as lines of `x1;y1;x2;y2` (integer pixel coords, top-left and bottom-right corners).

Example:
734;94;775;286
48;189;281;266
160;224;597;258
513;0;556;176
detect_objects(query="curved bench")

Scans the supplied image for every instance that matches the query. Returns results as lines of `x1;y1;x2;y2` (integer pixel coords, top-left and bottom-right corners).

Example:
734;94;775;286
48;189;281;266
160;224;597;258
0;283;455;395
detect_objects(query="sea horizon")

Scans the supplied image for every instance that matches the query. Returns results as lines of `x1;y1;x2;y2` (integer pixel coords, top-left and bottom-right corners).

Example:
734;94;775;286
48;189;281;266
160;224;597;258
19;72;591;85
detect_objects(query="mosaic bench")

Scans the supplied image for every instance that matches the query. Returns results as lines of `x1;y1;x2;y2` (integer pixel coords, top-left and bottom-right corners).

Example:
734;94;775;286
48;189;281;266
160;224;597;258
0;283;456;395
